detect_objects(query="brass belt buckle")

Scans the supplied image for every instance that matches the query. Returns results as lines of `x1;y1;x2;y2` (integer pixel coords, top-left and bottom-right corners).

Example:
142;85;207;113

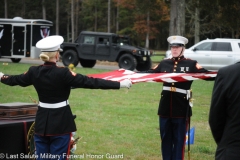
170;87;176;92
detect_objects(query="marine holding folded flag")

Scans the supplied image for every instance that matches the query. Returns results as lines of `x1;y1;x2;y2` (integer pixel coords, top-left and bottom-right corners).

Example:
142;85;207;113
139;35;214;160
0;35;132;160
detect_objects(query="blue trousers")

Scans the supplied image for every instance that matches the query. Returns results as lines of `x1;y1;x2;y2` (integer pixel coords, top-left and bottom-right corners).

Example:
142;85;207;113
159;117;188;160
34;133;71;160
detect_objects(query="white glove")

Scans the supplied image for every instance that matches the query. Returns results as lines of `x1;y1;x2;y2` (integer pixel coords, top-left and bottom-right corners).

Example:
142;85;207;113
0;72;4;81
120;79;132;89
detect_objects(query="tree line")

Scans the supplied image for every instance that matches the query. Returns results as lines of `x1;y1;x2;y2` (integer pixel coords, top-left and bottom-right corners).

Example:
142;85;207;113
0;0;239;50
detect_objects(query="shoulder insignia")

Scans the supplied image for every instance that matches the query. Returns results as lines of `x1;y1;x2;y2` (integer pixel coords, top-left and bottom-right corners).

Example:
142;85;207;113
196;63;203;69
70;71;77;76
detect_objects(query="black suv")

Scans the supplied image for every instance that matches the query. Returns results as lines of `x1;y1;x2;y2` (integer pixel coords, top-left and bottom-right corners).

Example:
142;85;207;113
60;31;153;71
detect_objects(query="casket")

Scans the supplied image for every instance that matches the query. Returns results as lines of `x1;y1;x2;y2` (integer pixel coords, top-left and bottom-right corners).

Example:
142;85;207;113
0;102;37;155
0;117;35;154
0;102;38;120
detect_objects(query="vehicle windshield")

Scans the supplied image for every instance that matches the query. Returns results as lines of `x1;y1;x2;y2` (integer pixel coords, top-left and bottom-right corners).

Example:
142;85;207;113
112;35;131;45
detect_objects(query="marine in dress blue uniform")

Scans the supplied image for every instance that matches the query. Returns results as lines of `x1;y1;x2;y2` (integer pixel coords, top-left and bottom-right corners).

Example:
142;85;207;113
0;36;132;160
140;36;210;160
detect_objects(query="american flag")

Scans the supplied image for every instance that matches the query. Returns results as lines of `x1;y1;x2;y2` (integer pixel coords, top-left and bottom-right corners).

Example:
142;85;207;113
88;69;217;83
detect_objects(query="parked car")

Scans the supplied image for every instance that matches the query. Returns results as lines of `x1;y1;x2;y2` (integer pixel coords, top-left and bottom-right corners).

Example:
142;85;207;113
165;38;240;70
60;31;153;71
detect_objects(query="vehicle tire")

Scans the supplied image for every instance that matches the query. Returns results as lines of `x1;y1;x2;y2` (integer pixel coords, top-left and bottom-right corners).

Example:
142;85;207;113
62;50;79;67
11;58;21;63
79;58;96;68
136;57;152;71
118;54;137;71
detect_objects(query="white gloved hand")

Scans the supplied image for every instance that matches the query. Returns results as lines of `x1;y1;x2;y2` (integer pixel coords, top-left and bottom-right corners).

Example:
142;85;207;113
0;72;4;81
120;79;132;89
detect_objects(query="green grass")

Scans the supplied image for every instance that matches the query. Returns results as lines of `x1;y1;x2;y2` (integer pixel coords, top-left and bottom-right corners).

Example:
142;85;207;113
0;62;216;160
151;50;166;64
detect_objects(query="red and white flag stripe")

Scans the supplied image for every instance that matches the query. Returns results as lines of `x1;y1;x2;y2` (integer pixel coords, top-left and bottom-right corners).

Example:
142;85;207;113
88;69;217;83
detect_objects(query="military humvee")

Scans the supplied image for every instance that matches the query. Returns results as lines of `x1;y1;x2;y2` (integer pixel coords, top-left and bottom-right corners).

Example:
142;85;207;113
60;31;153;71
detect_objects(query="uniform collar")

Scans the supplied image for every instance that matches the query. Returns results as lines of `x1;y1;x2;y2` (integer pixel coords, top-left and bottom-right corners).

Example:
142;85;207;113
171;56;185;61
43;62;57;66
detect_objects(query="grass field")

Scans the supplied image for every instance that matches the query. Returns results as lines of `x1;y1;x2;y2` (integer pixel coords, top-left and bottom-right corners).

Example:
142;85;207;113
0;62;216;160
151;51;166;64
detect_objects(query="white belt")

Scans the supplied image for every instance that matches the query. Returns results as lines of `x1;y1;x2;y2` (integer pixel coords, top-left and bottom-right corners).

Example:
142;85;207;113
39;100;69;109
163;86;193;107
163;86;187;94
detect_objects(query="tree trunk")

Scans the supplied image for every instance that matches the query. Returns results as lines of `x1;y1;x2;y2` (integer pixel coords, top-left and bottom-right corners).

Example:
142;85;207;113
108;0;111;33
56;0;59;35
75;0;79;37
67;15;70;42
94;0;97;31
116;0;119;32
231;29;234;38
71;0;75;42
21;0;25;17
194;6;200;43
145;11;149;49
4;0;8;18
169;0;185;36
169;0;177;35
180;0;185;36
42;0;46;19
219;28;222;38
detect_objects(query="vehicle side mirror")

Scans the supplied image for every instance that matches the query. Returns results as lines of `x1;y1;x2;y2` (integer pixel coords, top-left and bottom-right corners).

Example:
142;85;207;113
193;48;198;51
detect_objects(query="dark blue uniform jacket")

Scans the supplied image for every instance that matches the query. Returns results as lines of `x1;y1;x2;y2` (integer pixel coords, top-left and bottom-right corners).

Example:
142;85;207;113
1;62;120;135
143;56;210;118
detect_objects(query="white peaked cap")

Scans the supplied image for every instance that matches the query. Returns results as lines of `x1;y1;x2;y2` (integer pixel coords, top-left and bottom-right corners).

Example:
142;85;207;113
36;35;64;52
167;35;188;46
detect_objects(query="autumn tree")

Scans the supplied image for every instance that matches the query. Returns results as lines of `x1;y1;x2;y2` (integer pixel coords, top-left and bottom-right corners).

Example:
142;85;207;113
134;0;169;48
217;0;240;38
80;0;109;32
114;0;135;35
1;0;239;50
185;0;219;44
169;0;185;36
